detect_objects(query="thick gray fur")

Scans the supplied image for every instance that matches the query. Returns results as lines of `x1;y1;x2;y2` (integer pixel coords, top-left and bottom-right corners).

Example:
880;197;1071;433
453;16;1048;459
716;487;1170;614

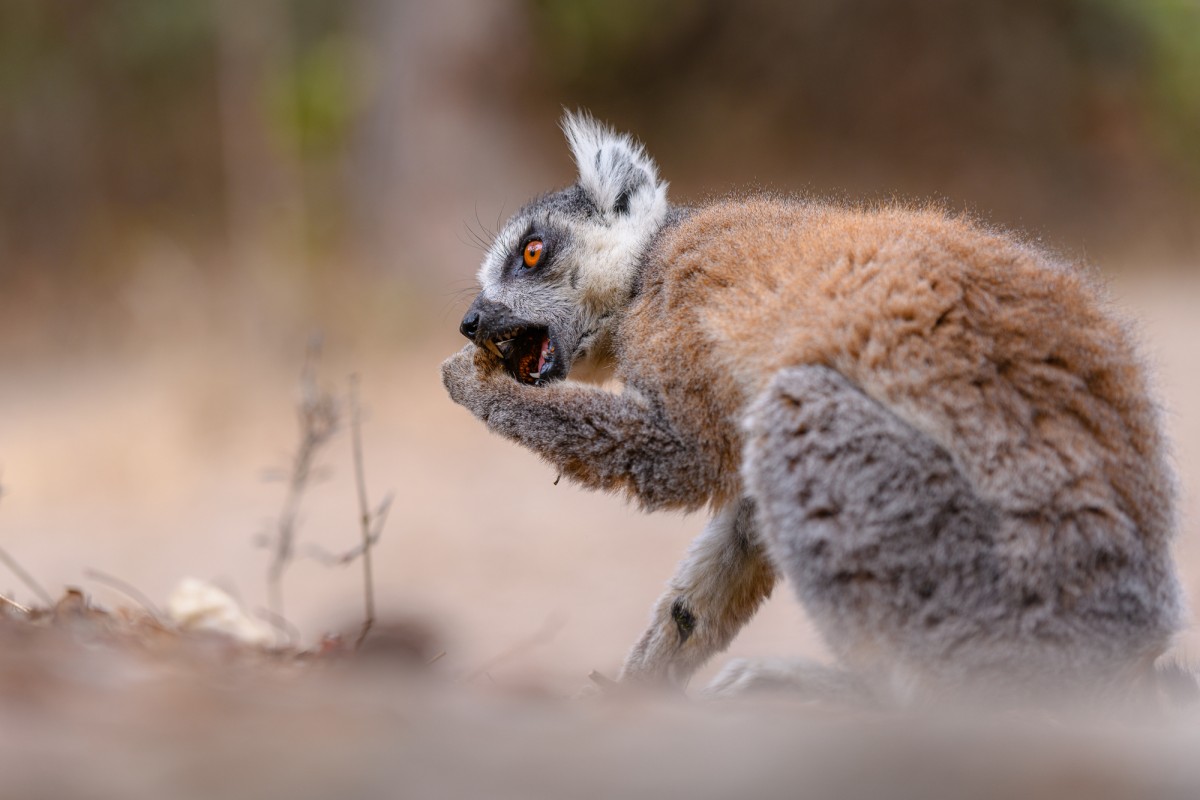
742;366;1173;702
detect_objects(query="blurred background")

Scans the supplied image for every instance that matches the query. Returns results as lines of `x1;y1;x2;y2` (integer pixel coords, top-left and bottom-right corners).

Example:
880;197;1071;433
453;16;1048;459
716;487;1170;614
0;0;1198;688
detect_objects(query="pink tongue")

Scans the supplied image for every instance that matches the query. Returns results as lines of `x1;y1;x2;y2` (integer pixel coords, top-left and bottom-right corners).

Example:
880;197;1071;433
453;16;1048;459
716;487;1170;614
537;336;550;372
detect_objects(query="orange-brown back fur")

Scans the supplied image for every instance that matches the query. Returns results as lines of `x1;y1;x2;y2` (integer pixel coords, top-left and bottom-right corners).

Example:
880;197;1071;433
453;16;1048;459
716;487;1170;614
627;198;1172;551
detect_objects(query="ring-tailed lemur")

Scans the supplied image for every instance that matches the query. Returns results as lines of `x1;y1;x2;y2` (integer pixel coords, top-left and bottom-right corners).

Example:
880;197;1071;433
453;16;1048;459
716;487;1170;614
441;111;1186;703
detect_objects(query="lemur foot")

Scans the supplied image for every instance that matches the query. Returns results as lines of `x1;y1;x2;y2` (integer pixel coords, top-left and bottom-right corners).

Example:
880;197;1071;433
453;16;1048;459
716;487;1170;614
704;658;870;705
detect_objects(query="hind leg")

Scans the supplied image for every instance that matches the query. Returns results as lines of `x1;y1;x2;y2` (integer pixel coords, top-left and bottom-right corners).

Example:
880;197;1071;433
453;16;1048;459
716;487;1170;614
742;365;1003;696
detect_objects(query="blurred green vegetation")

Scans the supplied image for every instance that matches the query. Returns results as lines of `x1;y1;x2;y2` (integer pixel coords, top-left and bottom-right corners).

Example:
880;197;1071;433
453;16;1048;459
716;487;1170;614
530;0;1200;176
0;0;1197;312
0;1;359;277
1101;0;1200;178
268;33;358;160
0;1;360;157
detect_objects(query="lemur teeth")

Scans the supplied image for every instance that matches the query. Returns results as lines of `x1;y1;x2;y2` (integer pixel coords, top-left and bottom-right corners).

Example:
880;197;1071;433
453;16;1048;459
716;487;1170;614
484;341;503;358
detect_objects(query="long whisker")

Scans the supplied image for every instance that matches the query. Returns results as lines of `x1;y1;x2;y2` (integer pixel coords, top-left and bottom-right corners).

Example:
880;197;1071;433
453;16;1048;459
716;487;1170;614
459;219;494;253
494;200;506;240
438;279;482;320
474;202;496;243
456;228;485;253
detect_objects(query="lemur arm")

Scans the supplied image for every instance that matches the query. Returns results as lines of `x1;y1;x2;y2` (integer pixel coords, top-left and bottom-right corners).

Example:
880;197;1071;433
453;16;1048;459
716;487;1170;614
619;498;776;687
441;346;711;511
443;347;775;689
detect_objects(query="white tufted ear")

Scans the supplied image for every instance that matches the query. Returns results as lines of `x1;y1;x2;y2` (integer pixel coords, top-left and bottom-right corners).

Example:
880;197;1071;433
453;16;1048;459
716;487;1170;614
562;110;668;221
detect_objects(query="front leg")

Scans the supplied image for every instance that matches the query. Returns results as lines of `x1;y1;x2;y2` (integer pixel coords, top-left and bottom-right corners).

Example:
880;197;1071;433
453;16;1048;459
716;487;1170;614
441;346;714;512
619;499;776;688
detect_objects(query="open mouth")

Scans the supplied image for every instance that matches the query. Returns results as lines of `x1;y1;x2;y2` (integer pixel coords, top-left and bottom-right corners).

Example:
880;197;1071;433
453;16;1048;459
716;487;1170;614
483;325;557;385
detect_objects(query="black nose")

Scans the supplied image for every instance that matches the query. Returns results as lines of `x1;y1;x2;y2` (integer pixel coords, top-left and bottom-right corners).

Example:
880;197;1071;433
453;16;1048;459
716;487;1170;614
459;311;480;341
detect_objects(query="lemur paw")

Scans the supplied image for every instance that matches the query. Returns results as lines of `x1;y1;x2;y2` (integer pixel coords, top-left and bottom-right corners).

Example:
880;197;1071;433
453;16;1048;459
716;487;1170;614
614;591;714;691
702;658;765;698
440;345;507;419
703;658;869;705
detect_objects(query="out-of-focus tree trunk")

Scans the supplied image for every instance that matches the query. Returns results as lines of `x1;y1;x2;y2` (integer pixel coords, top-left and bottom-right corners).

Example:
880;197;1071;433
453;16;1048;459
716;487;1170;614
215;0;306;268
346;0;556;286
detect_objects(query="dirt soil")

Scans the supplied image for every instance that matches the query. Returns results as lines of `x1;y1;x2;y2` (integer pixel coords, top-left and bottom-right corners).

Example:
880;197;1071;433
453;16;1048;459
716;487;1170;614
1;592;1199;800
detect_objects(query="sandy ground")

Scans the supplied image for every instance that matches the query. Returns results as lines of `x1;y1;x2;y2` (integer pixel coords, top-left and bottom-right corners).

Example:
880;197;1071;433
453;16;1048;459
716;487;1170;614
2;621;1198;800
3;612;1198;800
0;269;1198;699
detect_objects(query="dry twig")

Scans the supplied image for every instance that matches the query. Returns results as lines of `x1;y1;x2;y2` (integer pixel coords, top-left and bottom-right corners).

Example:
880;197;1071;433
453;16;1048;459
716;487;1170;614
464;614;567;683
302;493;392;567
588;670;619;691
0;594;30;615
263;337;339;630
254;606;302;650
84;567;166;622
349;374;379;648
0;544;53;608
0;476;48;608
301;375;392;649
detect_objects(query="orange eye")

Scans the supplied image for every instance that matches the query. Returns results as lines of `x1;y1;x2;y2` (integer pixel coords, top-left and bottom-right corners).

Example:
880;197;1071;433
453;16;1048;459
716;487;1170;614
523;239;544;268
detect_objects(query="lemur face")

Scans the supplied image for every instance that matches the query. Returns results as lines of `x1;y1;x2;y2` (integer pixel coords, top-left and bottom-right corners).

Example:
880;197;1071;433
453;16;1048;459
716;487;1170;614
459;112;669;385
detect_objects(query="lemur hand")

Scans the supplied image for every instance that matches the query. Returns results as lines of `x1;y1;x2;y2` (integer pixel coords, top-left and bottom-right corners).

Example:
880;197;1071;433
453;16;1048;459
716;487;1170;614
441;344;511;421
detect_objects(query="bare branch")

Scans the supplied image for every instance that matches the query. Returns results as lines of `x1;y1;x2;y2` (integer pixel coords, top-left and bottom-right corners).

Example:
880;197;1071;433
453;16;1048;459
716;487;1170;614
588;670;619;691
84;567;165;622
254;606;301;650
464;614;567;683
0;594;30;615
350;374;379;648
299;374;391;648
0;475;43;610
266;336;339;630
0;544;53;608
303;494;392;566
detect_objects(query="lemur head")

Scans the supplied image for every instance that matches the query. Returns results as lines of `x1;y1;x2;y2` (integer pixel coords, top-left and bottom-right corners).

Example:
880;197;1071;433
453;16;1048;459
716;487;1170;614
458;111;669;385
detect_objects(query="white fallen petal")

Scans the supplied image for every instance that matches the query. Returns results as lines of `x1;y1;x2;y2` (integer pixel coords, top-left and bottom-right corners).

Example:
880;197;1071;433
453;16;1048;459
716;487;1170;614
166;577;274;646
